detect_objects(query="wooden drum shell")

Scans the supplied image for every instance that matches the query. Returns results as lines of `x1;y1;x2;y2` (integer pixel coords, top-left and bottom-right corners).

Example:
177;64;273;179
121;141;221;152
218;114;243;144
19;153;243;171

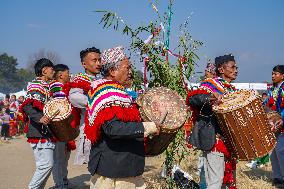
215;97;276;161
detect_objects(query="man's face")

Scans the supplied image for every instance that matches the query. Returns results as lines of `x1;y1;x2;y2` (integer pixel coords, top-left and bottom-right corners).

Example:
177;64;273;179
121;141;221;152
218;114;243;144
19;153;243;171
272;71;284;84
112;59;132;87
60;70;70;84
82;52;101;75
219;61;238;81
42;66;55;80
11;96;16;101
18;97;24;102
262;94;267;101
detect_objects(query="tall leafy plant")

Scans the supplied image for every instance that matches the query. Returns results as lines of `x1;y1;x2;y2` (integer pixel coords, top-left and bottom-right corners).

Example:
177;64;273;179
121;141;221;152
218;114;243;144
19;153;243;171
96;1;203;188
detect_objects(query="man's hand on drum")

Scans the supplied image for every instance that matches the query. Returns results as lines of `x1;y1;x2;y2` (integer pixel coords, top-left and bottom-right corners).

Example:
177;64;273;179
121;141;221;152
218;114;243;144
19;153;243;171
270;119;283;132
39;116;51;125
210;92;222;105
143;122;161;137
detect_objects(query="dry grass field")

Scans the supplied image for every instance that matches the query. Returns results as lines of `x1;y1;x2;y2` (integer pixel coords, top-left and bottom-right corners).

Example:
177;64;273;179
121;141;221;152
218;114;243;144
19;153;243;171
0;136;280;189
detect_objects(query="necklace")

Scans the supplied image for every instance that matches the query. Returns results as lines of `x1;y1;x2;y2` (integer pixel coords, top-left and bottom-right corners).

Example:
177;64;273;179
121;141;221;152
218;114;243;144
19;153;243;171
218;78;236;93
272;82;284;102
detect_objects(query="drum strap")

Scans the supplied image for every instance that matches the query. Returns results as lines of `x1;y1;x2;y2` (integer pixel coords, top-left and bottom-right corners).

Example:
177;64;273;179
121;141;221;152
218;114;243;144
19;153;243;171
83;136;86;154
199;100;213;118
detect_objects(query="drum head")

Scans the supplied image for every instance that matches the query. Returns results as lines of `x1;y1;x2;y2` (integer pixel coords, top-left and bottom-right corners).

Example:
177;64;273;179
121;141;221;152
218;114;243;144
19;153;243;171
43;98;72;121
140;87;188;132
213;89;259;113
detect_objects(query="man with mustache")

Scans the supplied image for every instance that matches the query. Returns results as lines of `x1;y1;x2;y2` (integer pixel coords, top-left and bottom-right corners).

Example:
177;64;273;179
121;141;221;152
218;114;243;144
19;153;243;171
85;46;160;189
187;54;238;189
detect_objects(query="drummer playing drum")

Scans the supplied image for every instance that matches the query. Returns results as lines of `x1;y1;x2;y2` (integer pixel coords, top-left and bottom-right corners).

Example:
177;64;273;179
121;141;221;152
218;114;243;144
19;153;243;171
187;54;238;189
85;46;161;189
49;64;75;189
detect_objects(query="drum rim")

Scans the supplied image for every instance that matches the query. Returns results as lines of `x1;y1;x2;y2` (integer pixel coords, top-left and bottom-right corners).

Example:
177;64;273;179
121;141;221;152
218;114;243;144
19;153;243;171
140;87;188;131
43;97;72;121
213;89;260;113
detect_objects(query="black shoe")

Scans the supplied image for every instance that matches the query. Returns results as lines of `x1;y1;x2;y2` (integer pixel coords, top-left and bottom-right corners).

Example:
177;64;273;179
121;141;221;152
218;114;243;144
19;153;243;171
272;178;284;186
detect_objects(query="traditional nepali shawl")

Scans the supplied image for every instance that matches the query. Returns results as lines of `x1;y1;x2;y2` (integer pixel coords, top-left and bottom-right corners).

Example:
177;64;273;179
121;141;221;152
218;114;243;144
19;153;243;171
19;77;50;122
49;80;66;98
186;77;237;189
199;77;236;94
85;79;141;143
61;72;97;129
265;81;284;132
265;81;284;112
186;77;236;124
71;72;95;93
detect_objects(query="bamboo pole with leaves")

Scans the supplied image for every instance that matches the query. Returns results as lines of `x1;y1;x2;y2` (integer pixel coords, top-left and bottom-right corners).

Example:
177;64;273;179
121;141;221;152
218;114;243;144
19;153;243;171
96;1;203;188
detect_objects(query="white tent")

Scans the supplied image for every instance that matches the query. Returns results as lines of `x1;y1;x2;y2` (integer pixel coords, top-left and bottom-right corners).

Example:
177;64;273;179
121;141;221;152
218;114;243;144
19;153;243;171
11;89;27;98
0;92;5;100
187;82;268;90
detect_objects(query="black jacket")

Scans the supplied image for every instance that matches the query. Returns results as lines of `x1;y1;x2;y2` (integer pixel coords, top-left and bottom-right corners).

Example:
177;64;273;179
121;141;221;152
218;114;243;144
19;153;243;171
23;104;53;138
188;94;222;151
88;117;145;178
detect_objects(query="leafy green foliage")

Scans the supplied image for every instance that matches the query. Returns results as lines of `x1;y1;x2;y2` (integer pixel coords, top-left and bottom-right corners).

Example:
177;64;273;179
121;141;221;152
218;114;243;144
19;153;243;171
0;53;34;94
96;2;203;188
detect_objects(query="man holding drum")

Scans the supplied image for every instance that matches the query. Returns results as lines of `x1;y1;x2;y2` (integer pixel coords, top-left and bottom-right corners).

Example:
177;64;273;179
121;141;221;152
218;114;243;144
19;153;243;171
85;46;160;189
49;64;76;189
265;65;284;186
187;54;238;189
19;58;55;189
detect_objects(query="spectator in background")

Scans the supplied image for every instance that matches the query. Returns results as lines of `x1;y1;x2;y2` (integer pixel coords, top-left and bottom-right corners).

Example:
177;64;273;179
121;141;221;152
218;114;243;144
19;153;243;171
265;65;284;186
0;108;11;141
9;94;19;119
18;96;25;105
262;92;268;104
4;94;10;109
0;98;4;111
204;61;216;79
16;95;26;134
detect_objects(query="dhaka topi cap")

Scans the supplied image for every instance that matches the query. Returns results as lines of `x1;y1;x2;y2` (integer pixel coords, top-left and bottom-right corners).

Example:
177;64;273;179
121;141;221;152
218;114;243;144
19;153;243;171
101;46;128;76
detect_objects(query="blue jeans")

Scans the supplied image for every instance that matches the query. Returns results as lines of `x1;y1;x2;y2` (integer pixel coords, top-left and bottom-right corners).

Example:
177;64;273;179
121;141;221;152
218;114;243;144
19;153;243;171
29;141;55;189
198;156;207;189
271;133;284;179
53;142;71;189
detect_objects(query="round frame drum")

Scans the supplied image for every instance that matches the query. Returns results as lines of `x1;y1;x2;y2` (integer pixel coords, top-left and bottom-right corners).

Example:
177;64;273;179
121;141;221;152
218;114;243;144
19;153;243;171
138;87;188;156
44;98;79;141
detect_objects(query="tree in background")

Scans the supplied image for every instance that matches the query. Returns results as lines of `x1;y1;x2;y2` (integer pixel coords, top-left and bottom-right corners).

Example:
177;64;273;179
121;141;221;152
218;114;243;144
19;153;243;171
0;53;22;94
0;49;62;94
27;49;61;72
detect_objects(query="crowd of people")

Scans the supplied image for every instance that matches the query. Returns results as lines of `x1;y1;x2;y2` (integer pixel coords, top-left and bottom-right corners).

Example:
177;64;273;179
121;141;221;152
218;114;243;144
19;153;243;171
17;46;160;189
2;44;284;189
0;94;26;141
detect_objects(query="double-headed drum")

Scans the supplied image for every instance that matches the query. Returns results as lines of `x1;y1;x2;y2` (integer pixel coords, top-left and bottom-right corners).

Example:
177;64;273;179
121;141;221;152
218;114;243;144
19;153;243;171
137;87;188;156
213;89;276;160
43;98;79;141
